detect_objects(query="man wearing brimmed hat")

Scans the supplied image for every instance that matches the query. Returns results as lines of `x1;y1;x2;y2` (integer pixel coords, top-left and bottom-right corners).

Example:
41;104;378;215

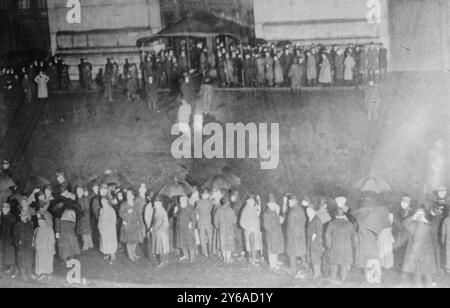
1;160;12;178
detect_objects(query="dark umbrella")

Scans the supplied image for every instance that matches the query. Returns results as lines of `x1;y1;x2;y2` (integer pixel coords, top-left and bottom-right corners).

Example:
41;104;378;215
276;40;292;48
98;170;120;186
0;173;15;191
70;175;89;189
20;176;50;194
354;175;391;194
204;174;241;191
204;167;241;191
249;37;267;46
159;178;193;198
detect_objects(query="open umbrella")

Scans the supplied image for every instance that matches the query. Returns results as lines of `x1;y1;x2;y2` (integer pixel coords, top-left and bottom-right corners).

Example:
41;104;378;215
98;170;120;186
20;176;50;194
70;175;89;189
275;40;292;48
0;173;15;191
204;167;241;191
354;175;391;194
159;178;193;198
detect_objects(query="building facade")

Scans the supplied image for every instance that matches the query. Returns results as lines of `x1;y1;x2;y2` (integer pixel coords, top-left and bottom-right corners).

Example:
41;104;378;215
160;0;254;28
0;0;50;65
46;0;161;79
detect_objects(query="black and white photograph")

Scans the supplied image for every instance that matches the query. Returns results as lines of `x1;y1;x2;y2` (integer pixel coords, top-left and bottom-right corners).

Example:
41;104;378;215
0;0;449;291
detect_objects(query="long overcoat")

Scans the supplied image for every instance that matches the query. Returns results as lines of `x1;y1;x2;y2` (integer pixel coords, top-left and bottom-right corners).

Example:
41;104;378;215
262;209;284;254
286;206;307;257
214;204;237;252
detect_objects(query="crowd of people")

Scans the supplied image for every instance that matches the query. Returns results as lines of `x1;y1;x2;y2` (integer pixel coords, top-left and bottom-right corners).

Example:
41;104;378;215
0;40;389;108
0;159;449;287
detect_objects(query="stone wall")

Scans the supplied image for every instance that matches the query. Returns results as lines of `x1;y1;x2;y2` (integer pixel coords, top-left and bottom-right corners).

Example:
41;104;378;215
160;0;254;28
47;0;161;80
254;0;389;46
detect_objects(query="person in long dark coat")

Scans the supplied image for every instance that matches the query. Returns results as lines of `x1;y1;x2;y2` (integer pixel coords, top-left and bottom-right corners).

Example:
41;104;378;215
55;203;80;264
175;196;197;263
306;207;324;278
230;190;244;257
21;74;35;104
334;49;345;86
286;195;307;274
119;189;145;261
242;53;256;87
196;189;213;257
13;208;35;281
354;192;390;274
145;75;158;112
214;196;237;263
46;61;58;91
288;57;303;93
441;212;450;273
60;60;71;90
104;58;114;103
0;203;16;275
255;54;265;87
403;208;437;286
75;187;93;252
125;72;138;102
180;74;195;104
325;207;358;282
263;199;284;270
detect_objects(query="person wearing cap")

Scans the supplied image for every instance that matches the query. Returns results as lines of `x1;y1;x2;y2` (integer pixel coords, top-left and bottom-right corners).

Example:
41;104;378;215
196;189;214;257
175;196;197;263
119;189;145;261
33;213;55;280
12;202;36;281
242;53;256;87
325;207;358;282
264;51;274;87
288;57;303;93
263;195;284;271
55;199;81;266
285;195;307;275
145;75;158;112
180;73;195;104
403;208;437;286
75;186;93;252
354;192;390;280
0;203;16;277
214;196;237;264
306;206;324;278
1;160;12;178
103;58;114;103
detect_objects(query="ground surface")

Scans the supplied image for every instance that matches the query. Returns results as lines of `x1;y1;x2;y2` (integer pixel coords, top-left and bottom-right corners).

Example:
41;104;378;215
1;245;450;288
3;73;450;288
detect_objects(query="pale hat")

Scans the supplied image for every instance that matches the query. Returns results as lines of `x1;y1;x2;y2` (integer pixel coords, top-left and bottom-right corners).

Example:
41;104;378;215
335;196;347;209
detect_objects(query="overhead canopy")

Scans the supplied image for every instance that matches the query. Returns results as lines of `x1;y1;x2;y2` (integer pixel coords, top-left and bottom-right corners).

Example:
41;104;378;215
137;12;252;46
